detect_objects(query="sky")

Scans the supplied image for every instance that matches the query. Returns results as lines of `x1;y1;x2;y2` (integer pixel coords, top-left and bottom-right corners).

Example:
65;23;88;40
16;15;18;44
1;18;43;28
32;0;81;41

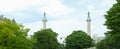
0;0;116;41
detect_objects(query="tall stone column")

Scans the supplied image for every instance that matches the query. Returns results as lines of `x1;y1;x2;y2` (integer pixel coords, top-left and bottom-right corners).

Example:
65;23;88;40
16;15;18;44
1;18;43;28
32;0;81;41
87;12;91;36
42;12;47;29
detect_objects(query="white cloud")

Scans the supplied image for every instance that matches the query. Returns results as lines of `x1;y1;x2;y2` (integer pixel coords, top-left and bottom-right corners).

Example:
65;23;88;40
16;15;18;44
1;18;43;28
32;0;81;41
0;0;45;12
38;0;75;17
0;0;116;40
102;0;116;7
87;4;96;11
24;21;42;35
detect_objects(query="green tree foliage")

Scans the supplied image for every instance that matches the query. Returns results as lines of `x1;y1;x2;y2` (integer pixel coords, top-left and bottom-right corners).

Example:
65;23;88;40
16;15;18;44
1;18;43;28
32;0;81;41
65;30;94;49
96;0;120;49
96;39;106;49
0;18;33;49
96;34;120;49
33;29;59;49
57;43;65;49
104;0;120;34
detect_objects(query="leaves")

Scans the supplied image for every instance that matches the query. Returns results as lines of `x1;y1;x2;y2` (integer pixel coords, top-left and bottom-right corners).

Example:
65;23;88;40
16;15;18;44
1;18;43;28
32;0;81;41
96;0;120;49
33;29;59;49
105;0;120;34
0;17;33;49
66;30;94;49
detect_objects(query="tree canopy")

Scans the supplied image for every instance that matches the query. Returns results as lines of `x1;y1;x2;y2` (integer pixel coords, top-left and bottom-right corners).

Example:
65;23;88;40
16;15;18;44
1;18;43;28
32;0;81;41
96;34;120;49
104;0;120;35
32;29;59;49
0;17;33;49
65;30;94;49
96;0;120;49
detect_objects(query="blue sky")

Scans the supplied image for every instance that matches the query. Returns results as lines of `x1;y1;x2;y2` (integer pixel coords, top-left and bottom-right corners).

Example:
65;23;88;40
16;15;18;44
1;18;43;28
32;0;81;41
0;0;116;40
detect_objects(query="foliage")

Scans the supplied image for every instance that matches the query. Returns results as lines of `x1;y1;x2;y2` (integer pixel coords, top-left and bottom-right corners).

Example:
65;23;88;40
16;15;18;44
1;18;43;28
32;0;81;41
96;34;120;49
65;30;94;49
33;29;59;49
57;43;65;49
0;18;33;49
96;39;107;49
104;0;120;35
96;0;120;49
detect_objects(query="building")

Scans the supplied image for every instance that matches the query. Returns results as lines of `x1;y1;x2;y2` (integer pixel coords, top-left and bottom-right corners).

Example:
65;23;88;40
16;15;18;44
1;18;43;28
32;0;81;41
0;15;4;21
42;12;47;29
86;12;91;37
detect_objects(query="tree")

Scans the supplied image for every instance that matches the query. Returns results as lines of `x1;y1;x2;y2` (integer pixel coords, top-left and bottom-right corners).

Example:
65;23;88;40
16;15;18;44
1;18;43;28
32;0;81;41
96;39;107;49
104;0;120;35
33;29;59;49
96;34;120;49
57;43;65;49
0;17;33;49
65;30;94;49
96;0;120;49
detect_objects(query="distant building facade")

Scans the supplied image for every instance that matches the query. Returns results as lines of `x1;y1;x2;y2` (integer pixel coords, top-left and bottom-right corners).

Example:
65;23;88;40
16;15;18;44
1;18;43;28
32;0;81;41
0;15;4;21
